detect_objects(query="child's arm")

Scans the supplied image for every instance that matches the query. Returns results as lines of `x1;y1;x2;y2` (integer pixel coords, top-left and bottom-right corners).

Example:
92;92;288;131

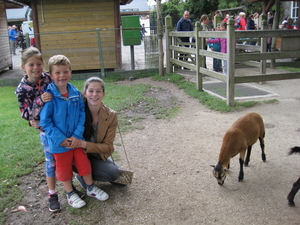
206;38;220;44
40;100;67;147
16;86;52;121
71;94;86;141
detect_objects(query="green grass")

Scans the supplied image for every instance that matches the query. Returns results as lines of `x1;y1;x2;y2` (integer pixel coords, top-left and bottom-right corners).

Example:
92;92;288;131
153;73;277;112
277;66;300;72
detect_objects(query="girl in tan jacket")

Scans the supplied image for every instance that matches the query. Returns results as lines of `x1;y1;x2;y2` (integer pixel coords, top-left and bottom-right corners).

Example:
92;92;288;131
75;77;120;189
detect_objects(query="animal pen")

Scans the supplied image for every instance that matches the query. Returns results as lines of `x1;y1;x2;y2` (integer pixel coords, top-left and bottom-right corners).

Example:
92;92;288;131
165;15;300;106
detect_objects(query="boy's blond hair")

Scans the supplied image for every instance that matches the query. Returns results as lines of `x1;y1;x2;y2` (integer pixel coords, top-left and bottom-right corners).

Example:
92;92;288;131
48;55;71;74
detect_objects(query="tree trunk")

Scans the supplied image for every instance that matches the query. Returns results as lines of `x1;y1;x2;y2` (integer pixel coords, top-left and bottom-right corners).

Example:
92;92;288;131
156;0;164;76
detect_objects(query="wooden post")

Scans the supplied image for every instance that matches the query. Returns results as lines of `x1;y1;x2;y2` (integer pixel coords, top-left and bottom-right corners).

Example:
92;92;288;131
165;15;172;74
226;18;235;107
156;0;164;76
271;0;281;68
195;21;202;91
260;20;267;75
96;28;105;78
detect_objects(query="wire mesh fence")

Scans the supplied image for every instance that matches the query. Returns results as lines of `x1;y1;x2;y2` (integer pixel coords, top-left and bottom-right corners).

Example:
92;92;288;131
2;27;165;78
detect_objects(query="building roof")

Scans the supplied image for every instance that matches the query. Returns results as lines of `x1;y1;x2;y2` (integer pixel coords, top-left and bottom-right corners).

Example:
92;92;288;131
120;0;149;14
4;0;133;8
6;6;29;21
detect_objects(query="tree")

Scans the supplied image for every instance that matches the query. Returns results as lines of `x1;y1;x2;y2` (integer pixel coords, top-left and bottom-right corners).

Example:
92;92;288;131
184;0;219;22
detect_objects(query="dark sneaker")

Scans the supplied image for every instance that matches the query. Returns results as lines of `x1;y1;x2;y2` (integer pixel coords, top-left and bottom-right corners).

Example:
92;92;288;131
48;194;61;212
75;174;87;190
72;184;85;199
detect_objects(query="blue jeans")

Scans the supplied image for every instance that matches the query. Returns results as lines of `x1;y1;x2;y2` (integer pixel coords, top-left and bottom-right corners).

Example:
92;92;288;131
213;58;220;72
40;132;56;177
222;60;227;75
74;154;120;189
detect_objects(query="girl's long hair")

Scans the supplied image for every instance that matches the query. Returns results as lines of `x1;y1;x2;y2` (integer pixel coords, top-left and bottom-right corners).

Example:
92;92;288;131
82;77;105;140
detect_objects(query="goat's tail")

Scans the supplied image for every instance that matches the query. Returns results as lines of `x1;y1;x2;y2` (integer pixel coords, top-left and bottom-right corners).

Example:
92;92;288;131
288;146;300;155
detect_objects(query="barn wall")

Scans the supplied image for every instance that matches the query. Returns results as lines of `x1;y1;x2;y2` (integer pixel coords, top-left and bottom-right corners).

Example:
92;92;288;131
37;0;117;71
0;0;13;71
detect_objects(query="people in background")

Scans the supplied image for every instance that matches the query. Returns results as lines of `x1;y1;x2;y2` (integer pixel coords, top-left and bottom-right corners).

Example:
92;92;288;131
267;11;274;27
199;14;210;68
253;12;260;29
246;14;257;46
236;12;246;30
140;23;147;40
266;25;272;52
208;24;221;72
176;11;193;68
206;22;228;75
222;14;230;23
8;25;17;55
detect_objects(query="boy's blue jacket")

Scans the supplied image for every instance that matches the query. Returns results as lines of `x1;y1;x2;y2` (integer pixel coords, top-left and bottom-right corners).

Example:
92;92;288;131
40;82;85;154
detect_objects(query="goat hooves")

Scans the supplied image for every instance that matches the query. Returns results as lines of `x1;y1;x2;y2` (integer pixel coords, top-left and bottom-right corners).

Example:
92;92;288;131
288;200;295;207
244;162;249;166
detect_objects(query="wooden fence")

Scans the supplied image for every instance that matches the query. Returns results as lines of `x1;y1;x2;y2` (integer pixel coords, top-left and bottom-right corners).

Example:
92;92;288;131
165;15;300;106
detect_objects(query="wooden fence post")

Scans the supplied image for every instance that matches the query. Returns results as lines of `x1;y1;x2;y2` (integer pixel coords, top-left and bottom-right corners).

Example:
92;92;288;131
165;15;172;74
226;18;235;107
260;20;267;75
195;21;202;91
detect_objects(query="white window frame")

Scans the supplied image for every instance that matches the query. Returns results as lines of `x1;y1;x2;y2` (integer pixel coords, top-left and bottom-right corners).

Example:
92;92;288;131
291;1;298;19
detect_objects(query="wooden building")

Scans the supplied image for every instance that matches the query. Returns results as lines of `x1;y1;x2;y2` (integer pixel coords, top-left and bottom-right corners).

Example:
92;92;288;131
1;0;25;71
8;0;133;71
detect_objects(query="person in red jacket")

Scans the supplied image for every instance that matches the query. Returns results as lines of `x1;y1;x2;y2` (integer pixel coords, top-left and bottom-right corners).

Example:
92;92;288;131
237;12;247;30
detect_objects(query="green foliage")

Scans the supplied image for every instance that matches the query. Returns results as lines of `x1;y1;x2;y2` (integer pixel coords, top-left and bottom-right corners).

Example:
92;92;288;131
184;0;219;22
218;0;264;16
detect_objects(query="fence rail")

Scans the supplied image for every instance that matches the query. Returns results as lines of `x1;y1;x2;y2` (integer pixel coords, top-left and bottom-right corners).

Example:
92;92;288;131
165;15;300;106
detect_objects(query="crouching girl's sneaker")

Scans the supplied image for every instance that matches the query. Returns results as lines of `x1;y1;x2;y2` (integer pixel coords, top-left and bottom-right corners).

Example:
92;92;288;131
87;185;109;201
67;193;86;208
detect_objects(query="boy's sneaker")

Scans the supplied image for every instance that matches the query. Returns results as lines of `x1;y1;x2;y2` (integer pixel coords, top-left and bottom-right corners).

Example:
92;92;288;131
67;193;86;209
75;174;87;190
87;186;109;201
48;193;61;212
72;184;85;199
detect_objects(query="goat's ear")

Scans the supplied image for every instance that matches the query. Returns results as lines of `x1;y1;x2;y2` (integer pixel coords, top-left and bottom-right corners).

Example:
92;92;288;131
224;168;230;172
210;165;215;168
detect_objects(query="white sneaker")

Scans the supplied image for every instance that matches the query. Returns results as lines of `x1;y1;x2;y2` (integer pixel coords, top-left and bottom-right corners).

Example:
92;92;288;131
87;186;109;201
68;193;86;208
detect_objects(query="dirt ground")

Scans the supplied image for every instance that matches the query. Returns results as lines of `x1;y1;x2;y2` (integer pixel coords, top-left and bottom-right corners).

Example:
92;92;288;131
3;74;300;224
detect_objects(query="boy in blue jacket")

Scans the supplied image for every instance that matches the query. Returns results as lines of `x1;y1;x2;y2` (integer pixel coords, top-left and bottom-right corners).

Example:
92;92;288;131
40;55;109;209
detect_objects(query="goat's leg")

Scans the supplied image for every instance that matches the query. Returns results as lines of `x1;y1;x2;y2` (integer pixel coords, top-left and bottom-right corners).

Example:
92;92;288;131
259;136;266;162
244;145;252;166
287;176;300;206
238;157;244;182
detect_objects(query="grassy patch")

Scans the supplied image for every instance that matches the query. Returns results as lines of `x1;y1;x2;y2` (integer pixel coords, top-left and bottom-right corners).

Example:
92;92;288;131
277;67;300;72
152;73;275;112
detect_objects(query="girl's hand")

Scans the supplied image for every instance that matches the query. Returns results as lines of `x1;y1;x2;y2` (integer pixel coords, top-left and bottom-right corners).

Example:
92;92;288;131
68;136;81;149
41;92;52;103
30;119;40;128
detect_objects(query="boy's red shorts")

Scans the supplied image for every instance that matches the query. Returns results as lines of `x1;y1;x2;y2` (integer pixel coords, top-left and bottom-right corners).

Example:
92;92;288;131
53;148;92;181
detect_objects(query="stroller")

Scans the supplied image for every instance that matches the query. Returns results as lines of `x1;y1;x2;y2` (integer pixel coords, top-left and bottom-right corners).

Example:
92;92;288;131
16;32;26;50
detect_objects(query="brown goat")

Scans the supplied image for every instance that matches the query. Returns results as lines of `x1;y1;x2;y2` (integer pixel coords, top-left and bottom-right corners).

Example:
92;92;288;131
211;112;266;185
287;146;300;206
